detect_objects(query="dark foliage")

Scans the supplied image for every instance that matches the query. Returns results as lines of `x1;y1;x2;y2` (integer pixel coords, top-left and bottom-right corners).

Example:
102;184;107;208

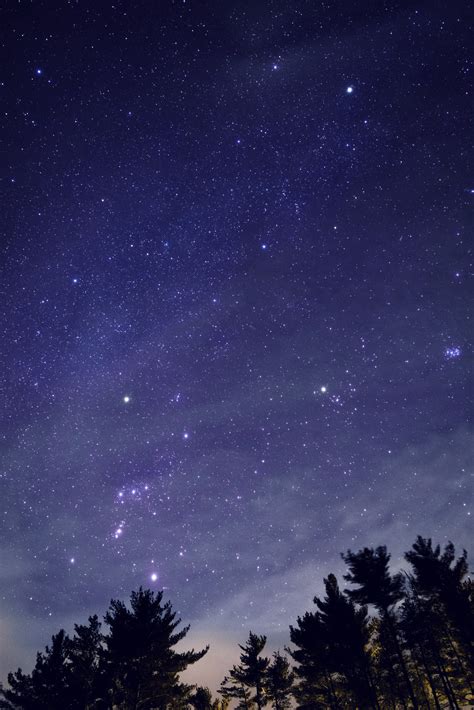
0;588;207;710
265;651;294;710
1;537;472;709
219;632;269;709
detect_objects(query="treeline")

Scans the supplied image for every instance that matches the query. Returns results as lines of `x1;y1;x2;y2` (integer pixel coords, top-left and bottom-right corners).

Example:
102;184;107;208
0;536;472;709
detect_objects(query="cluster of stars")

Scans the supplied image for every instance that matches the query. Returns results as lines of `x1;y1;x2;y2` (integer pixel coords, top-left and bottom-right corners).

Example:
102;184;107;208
444;346;461;360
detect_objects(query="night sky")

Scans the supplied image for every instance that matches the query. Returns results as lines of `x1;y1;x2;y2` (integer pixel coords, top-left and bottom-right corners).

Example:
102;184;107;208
1;0;472;691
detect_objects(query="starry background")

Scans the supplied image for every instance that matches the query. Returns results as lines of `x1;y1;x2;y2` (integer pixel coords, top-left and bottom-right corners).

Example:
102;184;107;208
0;0;472;691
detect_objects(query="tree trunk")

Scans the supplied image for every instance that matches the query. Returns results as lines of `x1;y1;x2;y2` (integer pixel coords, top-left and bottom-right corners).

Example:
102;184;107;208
384;609;419;709
415;641;442;710
445;627;474;694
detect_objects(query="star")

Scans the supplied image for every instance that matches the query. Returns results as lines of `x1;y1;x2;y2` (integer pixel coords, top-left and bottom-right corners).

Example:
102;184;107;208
346;85;354;93
123;395;130;403
150;572;158;582
320;386;327;393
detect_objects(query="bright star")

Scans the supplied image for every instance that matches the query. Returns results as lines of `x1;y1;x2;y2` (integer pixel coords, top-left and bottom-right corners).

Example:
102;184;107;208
346;85;354;94
150;572;158;582
320;386;327;393
183;432;189;440
36;68;42;75
123;395;130;403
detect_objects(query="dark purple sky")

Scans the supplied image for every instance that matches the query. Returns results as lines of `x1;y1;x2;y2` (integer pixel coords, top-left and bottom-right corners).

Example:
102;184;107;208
1;0;471;690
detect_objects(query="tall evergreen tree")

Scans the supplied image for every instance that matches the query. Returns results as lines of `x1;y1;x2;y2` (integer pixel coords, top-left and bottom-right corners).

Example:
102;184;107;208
342;545;419;708
399;588;461;709
265;651;294;710
289;573;378;709
67;615;106;708
0;630;75;710
405;536;474;669
219;677;254;710
189;686;214;710
289;609;336;708
318;574;379;709
219;632;269;710
103;587;208;710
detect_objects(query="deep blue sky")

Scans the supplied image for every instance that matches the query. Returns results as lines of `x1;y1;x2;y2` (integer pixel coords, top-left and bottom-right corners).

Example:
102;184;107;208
1;0;471;690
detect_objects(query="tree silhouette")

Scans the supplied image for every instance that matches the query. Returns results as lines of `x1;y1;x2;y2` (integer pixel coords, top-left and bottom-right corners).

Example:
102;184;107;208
189;686;214;710
399;586;461;709
289;573;378;708
103;587;208;709
219;632;269;710
265;651;294;710
67;615;106;707
342;545;419;708
1;537;473;710
0;630;75;710
405;536;474;668
219;678;253;710
0;590;208;710
289;607;339;707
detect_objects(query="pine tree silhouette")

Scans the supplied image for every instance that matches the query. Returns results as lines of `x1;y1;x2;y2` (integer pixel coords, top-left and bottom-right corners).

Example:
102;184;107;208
405;537;474;668
0;630;74;710
342;545;419;708
219;632;269;709
189;686;214;710
289;573;379;708
103;587;208;709
265;651;294;710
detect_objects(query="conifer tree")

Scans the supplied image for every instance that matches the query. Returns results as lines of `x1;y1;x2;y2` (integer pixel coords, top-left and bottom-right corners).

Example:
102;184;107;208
405;537;474;669
289;573;378;708
265;651;294;710
67;615;105;707
289;607;340;707
103;587;208;709
342;545;419;708
219;632;269;710
189;686;214;710
0;630;75;710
